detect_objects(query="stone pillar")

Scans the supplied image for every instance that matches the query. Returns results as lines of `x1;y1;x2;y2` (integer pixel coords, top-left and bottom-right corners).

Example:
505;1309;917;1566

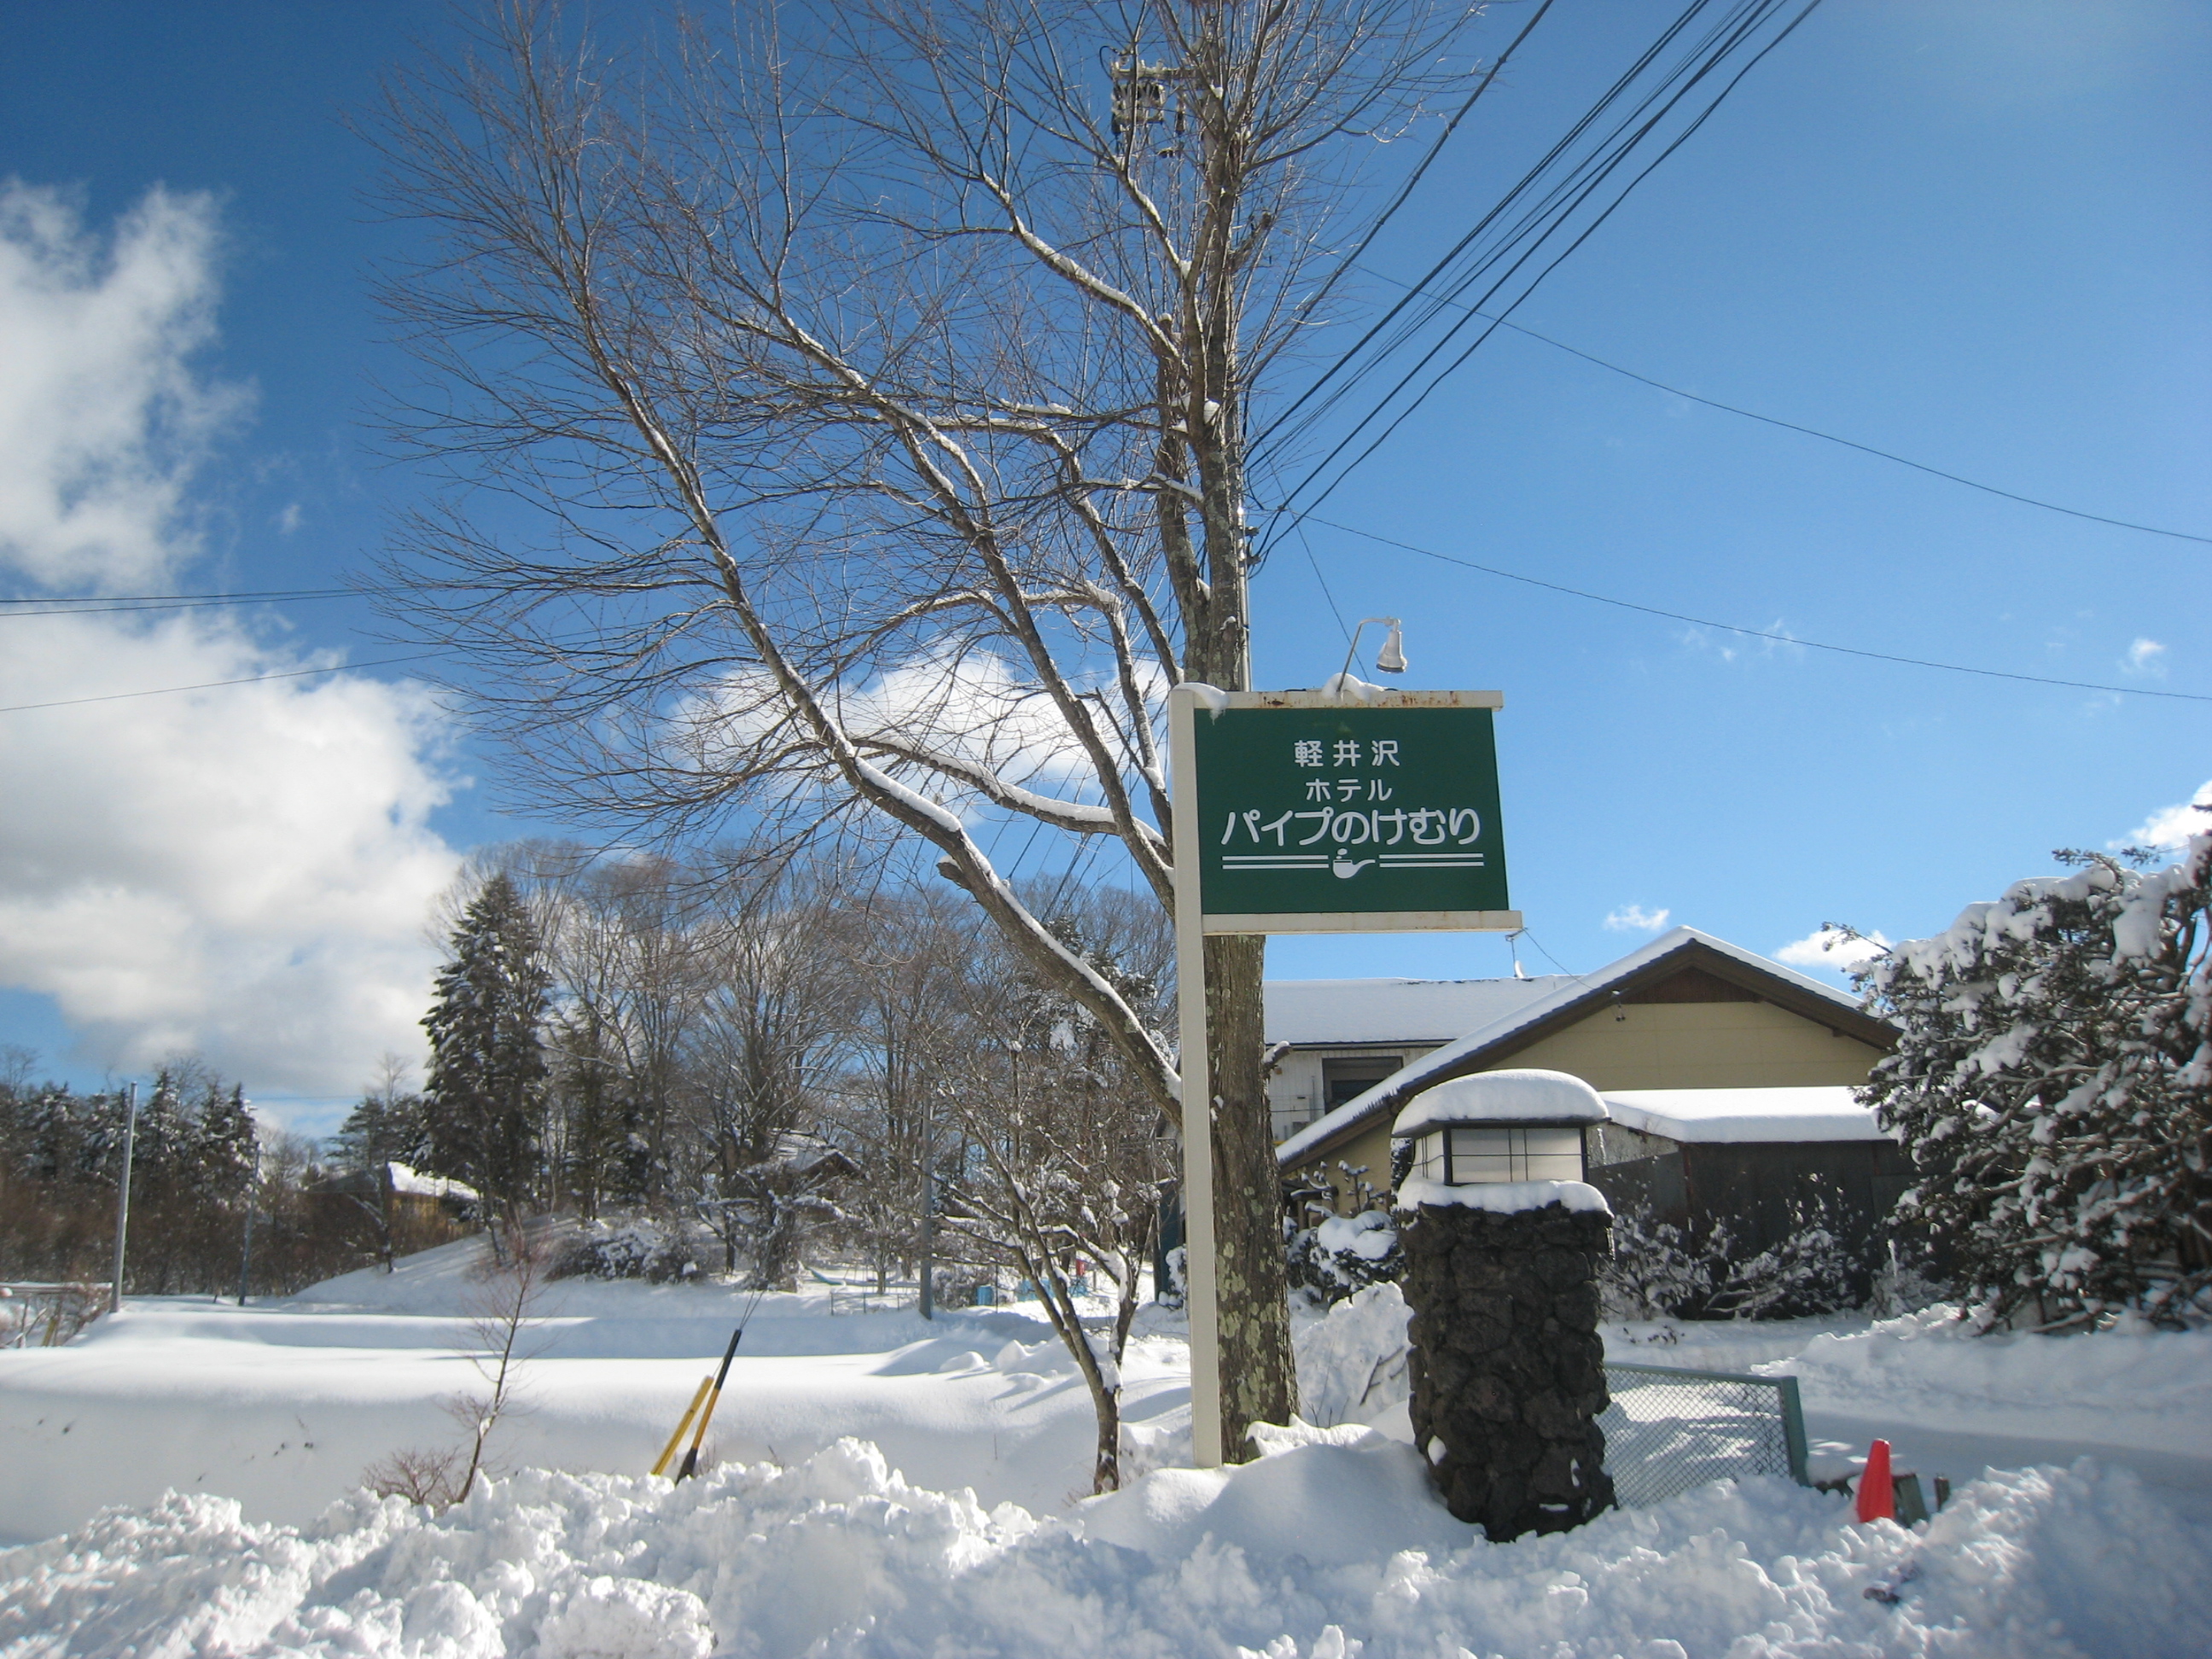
1400;1198;1614;1540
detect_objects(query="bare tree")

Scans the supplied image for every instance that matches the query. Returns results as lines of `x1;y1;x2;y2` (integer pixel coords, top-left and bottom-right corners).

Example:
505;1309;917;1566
845;880;1174;1492
680;855;859;1283
365;1222;547;1508
946;891;1177;1493
372;0;1481;1450
526;847;713;1215
831;882;975;1290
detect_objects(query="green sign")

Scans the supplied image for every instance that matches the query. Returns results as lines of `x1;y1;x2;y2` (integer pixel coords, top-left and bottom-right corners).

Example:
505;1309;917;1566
1183;696;1511;930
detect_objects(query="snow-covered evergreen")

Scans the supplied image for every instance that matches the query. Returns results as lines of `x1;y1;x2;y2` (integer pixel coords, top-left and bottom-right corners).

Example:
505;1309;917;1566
422;873;554;1220
1284;1208;1401;1307
1856;833;2212;1329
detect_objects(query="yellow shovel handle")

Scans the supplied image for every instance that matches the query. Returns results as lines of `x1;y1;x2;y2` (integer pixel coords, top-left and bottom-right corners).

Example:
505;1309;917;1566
651;1376;714;1477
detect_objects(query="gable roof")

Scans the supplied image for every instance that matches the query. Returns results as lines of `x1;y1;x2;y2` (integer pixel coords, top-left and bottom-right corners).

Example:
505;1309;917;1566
1264;975;1574;1048
1276;927;1894;1167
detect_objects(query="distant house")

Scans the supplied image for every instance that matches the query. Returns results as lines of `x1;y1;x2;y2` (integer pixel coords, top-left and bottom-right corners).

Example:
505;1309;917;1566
1274;928;1896;1213
1263;974;1574;1142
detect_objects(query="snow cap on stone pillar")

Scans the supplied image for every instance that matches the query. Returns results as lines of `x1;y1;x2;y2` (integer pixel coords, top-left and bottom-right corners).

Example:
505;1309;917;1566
1391;1068;1611;1215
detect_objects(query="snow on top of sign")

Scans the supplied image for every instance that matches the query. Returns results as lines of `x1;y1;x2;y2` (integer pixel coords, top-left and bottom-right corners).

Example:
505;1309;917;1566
1263;975;1568;1047
1601;1086;1889;1144
1276;928;1872;1166
1392;1069;1608;1136
1393;1176;1611;1215
1179;681;1231;716
1318;671;1388;702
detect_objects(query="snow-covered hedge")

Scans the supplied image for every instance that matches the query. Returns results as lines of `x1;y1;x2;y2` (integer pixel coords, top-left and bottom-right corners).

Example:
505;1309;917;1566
550;1219;703;1284
1598;1195;1895;1322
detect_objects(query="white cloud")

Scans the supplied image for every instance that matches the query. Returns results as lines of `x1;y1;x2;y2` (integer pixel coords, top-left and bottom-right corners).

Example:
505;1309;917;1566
0;183;249;591
0;183;463;1098
2125;779;2212;852
1775;926;1889;971
2124;637;2168;677
1602;904;1670;933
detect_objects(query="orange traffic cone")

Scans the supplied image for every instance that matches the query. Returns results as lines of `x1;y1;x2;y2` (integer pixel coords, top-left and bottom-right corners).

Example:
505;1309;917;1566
1856;1440;1895;1523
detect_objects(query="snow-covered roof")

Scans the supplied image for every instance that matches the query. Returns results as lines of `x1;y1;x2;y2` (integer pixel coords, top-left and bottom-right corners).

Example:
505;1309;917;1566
387;1162;479;1201
1263;975;1570;1048
1602;1086;1889;1144
1278;927;1889;1167
1392;1069;1609;1137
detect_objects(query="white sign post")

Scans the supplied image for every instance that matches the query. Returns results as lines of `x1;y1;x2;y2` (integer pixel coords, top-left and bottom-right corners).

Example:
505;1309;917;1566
1168;685;1521;1468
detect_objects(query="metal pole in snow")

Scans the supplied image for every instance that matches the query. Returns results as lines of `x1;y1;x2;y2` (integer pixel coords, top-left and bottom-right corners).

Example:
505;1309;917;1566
109;1081;138;1315
238;1143;260;1305
1167;687;1223;1468
919;1157;934;1322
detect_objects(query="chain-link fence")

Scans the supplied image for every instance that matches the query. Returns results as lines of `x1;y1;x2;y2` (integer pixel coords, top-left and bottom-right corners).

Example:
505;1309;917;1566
826;1284;918;1316
1599;1360;1810;1508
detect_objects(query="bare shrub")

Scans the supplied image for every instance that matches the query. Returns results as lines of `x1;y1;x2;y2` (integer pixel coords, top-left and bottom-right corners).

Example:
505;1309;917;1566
362;1225;547;1508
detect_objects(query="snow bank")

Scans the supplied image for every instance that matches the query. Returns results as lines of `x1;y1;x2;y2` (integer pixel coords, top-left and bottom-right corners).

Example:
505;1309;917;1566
1295;1284;1412;1430
0;1238;1182;1542
6;1433;2209;1656
1759;1306;2212;1461
1394;1176;1610;1215
1392;1068;1609;1135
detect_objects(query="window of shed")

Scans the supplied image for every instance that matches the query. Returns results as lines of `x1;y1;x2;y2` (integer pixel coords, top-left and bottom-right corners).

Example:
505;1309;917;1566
1413;1125;1585;1185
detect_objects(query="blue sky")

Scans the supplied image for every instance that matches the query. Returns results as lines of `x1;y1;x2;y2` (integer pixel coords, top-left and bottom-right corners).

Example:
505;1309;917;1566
2;2;2206;1132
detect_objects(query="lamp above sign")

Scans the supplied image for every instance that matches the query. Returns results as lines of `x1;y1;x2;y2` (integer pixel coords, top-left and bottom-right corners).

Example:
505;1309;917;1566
1168;686;1521;936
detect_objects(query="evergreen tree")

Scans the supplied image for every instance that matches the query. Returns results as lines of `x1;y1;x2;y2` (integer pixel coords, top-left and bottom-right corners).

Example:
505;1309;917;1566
194;1082;259;1205
331;1087;431;1174
422;873;553;1218
1855;833;2212;1329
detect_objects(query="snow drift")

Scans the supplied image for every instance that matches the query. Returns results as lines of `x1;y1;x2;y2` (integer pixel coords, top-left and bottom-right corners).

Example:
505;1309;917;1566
4;1428;2209;1657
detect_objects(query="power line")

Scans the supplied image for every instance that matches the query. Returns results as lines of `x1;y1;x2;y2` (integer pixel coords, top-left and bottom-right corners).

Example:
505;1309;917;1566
1507;317;2212;547
0;587;355;608
0;592;360;619
1266;1;1825;539
1295;512;2212;705
1287;0;1557;334
1351;289;2212;549
0;654;441;714
1266;0;1734;453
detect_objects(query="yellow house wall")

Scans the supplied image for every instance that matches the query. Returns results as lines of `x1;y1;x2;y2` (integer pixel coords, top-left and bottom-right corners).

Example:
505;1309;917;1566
1289;999;1885;1212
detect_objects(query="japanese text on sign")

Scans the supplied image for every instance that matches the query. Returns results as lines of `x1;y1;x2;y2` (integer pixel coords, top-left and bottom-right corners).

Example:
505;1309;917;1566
1189;704;1509;919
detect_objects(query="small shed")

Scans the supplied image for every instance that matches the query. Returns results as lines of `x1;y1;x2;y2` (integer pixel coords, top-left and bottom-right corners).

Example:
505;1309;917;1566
1586;1086;1911;1259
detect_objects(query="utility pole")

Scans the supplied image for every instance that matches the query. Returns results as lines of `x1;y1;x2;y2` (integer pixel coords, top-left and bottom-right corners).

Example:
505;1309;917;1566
237;1142;261;1305
918;1155;935;1321
109;1080;138;1315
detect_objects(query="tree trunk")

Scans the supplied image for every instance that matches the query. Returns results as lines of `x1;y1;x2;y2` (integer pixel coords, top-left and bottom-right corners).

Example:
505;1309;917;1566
1091;1377;1122;1493
1206;931;1296;1458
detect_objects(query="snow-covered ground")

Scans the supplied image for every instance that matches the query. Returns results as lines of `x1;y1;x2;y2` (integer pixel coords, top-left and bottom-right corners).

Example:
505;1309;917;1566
3;1241;2210;1656
0;1243;1192;1545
